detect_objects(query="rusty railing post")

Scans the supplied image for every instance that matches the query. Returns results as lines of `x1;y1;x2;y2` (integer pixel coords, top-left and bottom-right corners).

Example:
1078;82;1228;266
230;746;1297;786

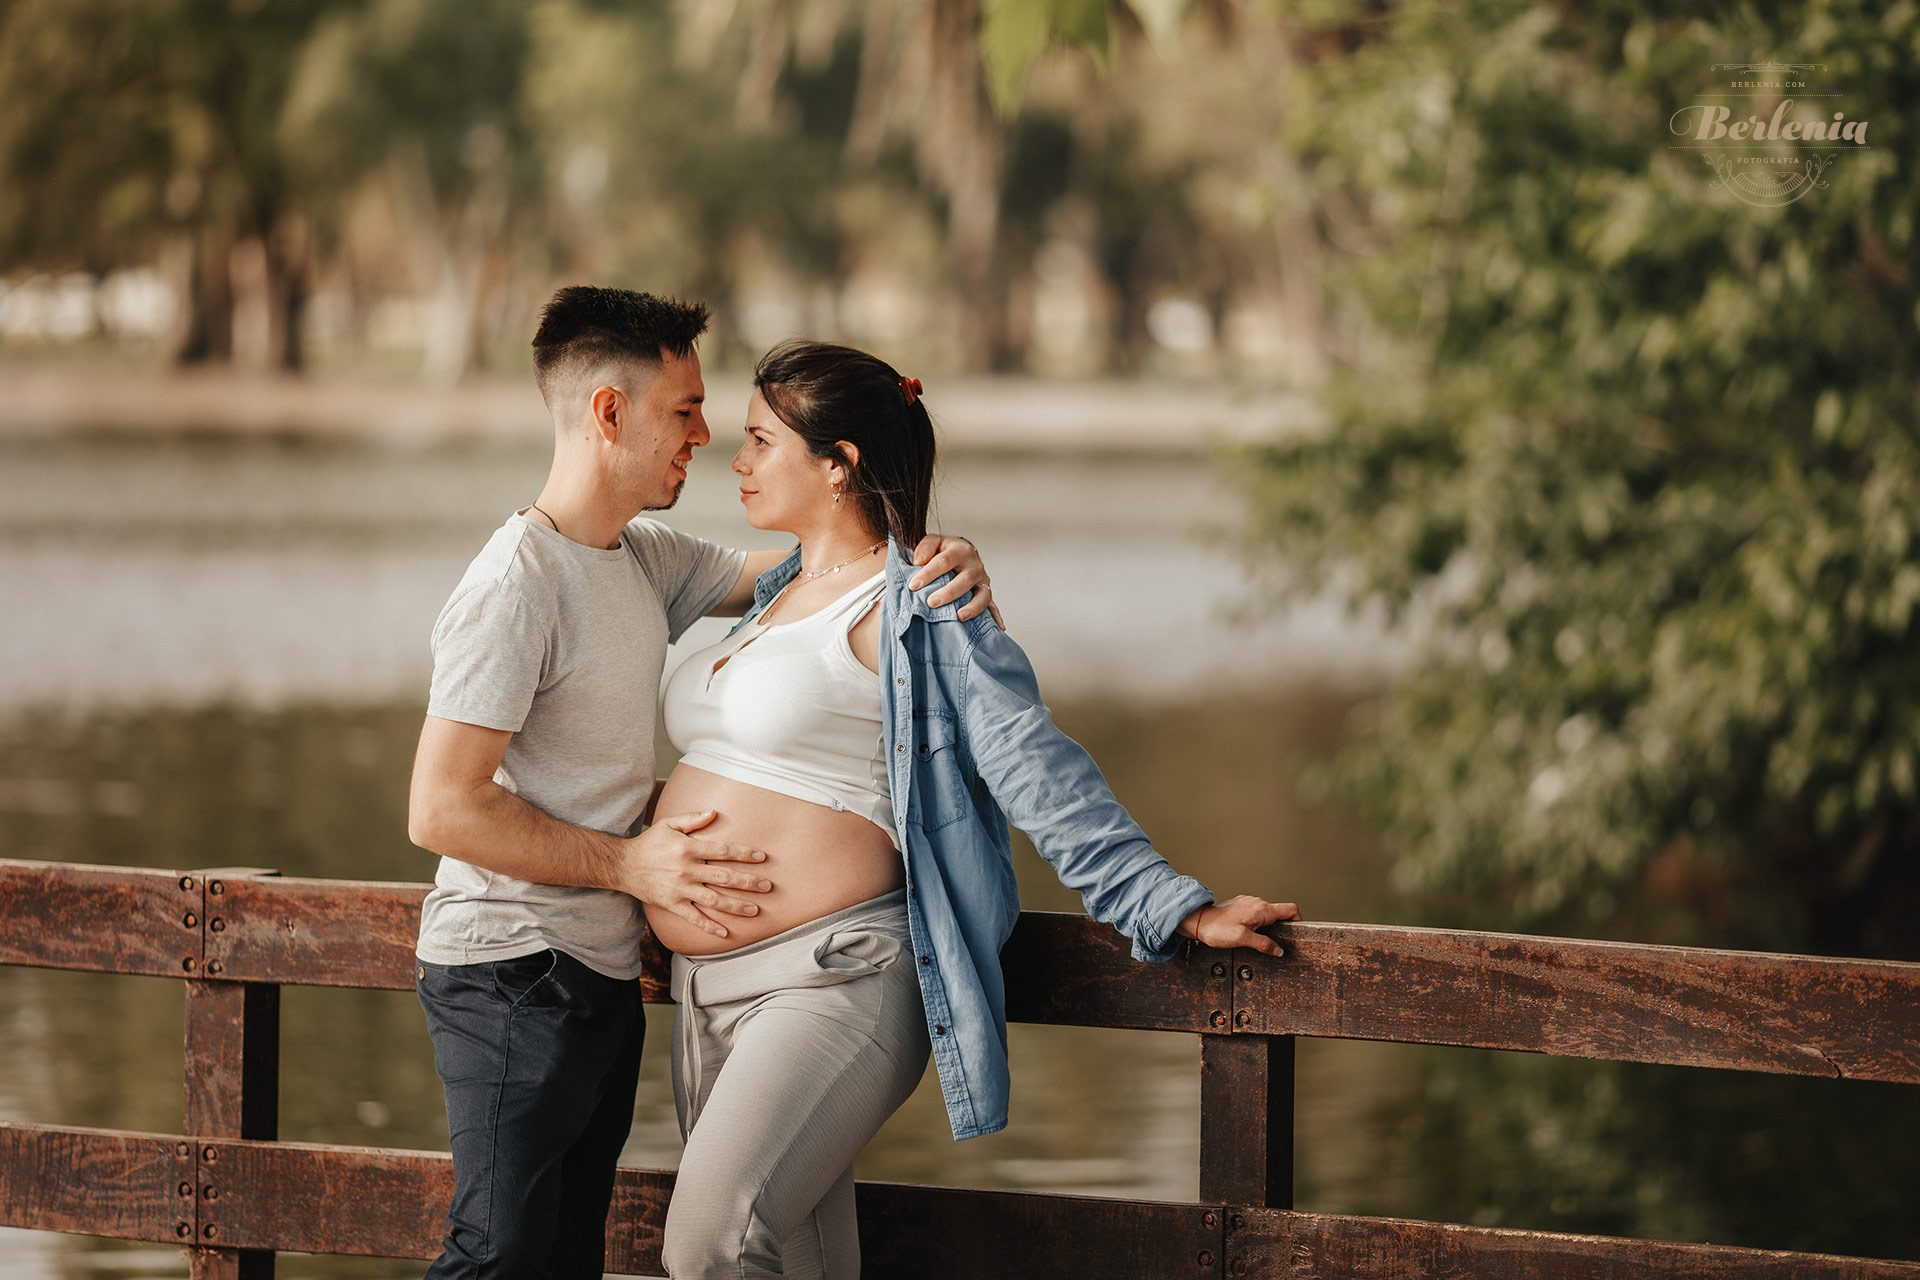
1199;1033;1295;1209
183;868;281;1280
1200;944;1294;1214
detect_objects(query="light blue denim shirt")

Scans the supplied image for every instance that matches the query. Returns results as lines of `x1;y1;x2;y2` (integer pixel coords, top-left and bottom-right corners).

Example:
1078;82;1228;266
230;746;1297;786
735;541;1215;1139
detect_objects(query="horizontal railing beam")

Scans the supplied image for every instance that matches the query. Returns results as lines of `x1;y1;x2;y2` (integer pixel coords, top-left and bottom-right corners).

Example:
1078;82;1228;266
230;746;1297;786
0;1123;193;1246
0;860;201;978
1236;921;1920;1083
5;858;1920;1078
1229;1207;1920;1279
3;1124;1913;1279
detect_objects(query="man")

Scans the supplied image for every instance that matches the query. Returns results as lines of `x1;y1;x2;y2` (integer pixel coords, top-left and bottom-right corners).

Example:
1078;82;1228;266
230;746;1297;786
407;287;994;1279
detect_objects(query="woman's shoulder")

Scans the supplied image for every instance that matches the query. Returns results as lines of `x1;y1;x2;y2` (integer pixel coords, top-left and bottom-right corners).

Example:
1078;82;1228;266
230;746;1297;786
883;541;1006;649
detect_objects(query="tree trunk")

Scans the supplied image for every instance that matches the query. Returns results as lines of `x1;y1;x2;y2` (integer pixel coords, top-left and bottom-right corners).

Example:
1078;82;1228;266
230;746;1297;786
172;230;234;366
421;251;479;385
919;0;1008;371
844;0;899;165
263;217;309;374
737;0;789;129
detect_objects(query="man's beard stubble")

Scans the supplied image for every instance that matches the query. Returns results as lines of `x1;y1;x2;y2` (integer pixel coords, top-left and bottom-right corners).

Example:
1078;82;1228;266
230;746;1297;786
642;479;687;513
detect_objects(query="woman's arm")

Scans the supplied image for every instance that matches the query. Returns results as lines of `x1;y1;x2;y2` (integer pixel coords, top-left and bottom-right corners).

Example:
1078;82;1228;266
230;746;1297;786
956;618;1298;959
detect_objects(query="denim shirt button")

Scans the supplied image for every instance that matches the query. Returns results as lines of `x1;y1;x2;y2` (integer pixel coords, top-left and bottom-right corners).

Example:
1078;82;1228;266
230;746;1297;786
896;744;906;754
933;1025;947;1036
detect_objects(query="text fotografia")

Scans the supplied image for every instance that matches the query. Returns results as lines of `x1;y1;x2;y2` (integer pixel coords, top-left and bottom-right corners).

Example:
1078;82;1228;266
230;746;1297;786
1670;101;1870;145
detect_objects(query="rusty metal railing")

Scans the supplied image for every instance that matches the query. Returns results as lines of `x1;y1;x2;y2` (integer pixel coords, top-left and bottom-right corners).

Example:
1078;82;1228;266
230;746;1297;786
2;858;1916;1278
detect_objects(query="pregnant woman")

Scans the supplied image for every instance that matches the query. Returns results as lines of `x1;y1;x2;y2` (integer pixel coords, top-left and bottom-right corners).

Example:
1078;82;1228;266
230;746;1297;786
650;340;1300;1279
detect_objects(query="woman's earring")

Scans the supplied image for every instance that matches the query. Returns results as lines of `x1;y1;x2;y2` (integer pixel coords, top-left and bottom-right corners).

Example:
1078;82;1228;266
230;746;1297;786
833;486;842;505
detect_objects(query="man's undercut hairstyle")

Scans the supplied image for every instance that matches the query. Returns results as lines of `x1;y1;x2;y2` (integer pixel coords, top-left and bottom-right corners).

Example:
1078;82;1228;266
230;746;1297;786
531;287;711;406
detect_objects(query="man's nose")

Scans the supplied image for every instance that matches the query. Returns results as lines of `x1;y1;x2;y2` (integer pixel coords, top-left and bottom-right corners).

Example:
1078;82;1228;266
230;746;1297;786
690;411;711;446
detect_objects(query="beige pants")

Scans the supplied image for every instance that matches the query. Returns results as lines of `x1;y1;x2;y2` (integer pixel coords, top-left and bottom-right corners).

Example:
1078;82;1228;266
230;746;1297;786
664;890;930;1280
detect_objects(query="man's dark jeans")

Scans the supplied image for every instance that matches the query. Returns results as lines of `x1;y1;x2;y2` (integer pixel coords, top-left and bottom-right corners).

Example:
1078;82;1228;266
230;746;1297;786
417;948;646;1279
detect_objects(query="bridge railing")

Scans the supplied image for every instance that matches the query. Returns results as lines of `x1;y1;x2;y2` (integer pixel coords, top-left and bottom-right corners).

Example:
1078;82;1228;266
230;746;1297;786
2;857;1917;1279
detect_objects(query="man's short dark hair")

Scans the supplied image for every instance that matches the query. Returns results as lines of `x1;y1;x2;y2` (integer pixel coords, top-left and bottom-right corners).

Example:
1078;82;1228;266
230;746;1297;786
531;287;711;404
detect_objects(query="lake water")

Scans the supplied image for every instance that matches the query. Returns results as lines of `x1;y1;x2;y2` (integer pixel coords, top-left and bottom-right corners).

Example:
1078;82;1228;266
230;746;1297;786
1;424;1913;1275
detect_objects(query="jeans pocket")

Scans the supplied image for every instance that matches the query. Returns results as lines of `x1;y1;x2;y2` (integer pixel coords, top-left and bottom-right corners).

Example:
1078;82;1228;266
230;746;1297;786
417;958;489;1003
490;950;560;1009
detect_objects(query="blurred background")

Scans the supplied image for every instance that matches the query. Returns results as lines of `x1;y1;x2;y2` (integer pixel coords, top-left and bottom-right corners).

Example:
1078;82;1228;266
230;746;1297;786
2;0;1918;1275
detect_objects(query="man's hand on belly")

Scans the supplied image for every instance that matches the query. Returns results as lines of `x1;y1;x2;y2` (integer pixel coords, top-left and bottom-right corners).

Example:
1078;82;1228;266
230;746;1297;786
623;810;774;938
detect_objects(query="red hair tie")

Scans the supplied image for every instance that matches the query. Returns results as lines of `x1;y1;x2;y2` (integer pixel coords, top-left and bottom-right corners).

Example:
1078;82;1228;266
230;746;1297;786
900;376;923;407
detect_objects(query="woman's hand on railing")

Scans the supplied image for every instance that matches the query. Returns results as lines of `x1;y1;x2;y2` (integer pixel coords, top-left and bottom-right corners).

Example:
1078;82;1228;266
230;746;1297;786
1177;895;1302;957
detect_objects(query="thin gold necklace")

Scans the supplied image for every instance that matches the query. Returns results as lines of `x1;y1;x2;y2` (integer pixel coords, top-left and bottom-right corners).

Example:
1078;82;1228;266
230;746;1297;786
761;541;884;621
798;540;884;580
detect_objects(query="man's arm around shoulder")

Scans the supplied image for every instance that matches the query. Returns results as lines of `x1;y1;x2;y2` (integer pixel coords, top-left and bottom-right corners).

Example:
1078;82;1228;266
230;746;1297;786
407;716;772;939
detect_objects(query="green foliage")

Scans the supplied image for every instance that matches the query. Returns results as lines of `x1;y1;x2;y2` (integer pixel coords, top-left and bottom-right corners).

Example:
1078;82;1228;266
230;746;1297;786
280;0;538;213
1233;0;1920;947
519;0;852;315
0;0;332;267
981;0;1112;112
0;0;1266;375
0;0;173;267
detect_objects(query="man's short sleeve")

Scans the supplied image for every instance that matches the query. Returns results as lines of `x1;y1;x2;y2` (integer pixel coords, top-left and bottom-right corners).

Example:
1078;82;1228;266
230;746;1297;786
625;519;748;641
427;582;548;732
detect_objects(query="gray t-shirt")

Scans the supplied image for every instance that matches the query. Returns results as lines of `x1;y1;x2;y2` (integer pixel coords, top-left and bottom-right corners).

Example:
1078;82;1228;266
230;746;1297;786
416;512;747;978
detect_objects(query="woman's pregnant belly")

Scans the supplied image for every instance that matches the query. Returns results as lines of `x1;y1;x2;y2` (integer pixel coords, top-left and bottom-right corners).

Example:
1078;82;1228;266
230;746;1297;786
644;764;904;957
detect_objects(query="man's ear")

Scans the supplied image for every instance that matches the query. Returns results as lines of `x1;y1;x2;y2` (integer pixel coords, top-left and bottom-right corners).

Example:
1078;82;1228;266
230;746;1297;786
589;385;625;441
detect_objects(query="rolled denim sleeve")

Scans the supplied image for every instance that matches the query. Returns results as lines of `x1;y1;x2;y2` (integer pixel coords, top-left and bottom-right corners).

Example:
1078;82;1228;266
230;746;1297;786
957;617;1213;961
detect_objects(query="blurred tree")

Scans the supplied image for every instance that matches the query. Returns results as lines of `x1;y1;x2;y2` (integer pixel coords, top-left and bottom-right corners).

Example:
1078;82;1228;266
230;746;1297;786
520;0;848;357
0;0;332;368
1011;0;1920;955
281;0;538;380
673;0;1023;368
1236;1;1920;955
0;1;174;287
0;0;1308;378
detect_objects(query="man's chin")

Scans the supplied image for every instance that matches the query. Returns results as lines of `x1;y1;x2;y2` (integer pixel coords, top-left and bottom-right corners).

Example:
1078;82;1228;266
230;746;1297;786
642;481;687;514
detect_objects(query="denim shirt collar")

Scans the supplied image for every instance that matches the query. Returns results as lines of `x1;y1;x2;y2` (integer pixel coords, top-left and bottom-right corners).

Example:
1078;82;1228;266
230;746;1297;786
747;545;801;616
883;538;965;632
744;539;963;634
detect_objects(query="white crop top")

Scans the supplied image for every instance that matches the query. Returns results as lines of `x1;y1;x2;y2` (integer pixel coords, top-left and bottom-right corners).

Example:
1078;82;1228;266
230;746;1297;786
662;571;894;841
